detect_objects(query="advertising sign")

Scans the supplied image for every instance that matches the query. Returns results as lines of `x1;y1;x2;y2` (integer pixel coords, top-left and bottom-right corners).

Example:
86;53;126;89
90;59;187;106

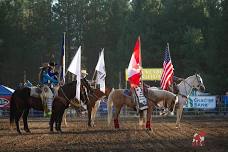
125;68;162;81
184;96;216;109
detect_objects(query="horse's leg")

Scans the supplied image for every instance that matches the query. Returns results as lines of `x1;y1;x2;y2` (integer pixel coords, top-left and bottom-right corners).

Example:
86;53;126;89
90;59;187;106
139;111;144;129
87;104;93;127
146;105;152;130
91;100;100;127
139;110;147;129
49;108;57;133
176;105;184;128
22;108;30;133
63;110;68;127
56;108;65;133
15;110;23;134
55;111;62;132
113;105;121;129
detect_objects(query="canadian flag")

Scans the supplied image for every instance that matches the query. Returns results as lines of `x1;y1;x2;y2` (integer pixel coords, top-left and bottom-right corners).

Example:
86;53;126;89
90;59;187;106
127;37;142;87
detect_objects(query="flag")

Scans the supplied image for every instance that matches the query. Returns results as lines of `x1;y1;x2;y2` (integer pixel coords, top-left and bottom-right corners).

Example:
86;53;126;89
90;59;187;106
160;44;174;90
67;46;81;100
127;36;142;87
60;32;66;83
95;48;106;93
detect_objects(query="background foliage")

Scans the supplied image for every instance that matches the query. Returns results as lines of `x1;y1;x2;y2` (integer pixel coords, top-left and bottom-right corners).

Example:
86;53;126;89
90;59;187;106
0;0;227;94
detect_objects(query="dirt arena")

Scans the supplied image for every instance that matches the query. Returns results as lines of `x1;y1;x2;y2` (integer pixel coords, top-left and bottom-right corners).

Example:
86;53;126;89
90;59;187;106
0;116;228;152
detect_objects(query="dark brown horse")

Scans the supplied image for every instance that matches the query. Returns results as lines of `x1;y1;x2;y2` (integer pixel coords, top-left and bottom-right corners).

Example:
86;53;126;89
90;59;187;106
50;81;112;132
10;85;54;134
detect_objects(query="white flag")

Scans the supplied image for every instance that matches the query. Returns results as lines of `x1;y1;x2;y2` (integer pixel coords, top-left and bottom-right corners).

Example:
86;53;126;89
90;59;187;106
95;49;106;93
67;46;81;100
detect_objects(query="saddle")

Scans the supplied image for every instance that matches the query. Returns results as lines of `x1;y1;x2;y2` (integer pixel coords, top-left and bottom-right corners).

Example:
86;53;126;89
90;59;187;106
123;89;132;97
30;87;42;98
30;85;53;104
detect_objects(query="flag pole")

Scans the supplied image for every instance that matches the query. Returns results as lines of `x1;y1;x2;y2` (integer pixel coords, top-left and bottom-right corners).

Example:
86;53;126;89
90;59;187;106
63;32;66;82
167;42;172;61
139;36;143;89
59;32;66;83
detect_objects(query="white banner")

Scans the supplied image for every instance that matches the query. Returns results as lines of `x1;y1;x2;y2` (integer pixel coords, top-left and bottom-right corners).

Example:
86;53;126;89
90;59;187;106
184;96;216;109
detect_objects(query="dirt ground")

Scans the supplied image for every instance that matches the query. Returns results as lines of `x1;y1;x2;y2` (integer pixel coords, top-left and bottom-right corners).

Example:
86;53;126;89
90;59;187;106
0;116;228;152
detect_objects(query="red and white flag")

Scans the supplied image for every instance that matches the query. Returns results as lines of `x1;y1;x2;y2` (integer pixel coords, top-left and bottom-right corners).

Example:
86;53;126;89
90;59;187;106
160;44;174;90
127;37;142;87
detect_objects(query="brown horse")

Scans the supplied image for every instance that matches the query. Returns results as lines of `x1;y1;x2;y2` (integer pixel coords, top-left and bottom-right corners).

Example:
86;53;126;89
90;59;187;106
50;81;111;132
10;85;54;134
107;87;178;130
62;86;112;127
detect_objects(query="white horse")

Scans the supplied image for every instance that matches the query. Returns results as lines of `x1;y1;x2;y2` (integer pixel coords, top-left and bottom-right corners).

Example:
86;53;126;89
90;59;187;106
175;74;205;128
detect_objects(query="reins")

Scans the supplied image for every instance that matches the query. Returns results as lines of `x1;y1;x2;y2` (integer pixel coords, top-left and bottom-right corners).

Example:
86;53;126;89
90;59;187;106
178;76;198;99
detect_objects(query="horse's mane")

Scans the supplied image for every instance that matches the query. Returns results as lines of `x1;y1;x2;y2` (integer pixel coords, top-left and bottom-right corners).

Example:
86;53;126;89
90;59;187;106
62;81;76;89
148;87;176;96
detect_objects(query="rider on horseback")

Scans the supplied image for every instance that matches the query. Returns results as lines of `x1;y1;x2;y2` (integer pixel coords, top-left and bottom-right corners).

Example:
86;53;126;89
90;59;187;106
39;62;59;117
80;70;93;108
39;63;59;87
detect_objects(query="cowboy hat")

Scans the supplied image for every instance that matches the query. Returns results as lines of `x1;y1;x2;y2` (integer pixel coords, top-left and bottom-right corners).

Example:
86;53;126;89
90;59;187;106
40;63;50;69
81;70;88;75
49;62;58;67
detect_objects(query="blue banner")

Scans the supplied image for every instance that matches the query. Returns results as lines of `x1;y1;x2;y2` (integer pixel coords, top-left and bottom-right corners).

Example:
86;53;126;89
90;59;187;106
184;96;216;109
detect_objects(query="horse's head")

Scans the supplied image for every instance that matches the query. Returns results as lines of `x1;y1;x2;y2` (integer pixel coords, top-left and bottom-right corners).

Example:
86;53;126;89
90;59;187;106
104;87;113;98
93;87;113;100
193;74;205;92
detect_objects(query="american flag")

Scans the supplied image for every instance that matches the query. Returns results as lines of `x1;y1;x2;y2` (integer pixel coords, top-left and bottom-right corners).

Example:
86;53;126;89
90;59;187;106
160;44;174;90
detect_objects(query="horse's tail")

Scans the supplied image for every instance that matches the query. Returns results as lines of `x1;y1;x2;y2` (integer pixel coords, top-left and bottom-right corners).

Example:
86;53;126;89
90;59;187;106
107;89;114;126
10;92;16;125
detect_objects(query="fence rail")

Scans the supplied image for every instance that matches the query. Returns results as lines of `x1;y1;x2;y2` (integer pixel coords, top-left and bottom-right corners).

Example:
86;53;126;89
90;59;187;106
1;95;228;118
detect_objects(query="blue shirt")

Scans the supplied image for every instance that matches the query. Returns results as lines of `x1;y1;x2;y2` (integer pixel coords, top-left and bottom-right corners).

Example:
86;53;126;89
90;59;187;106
40;69;58;85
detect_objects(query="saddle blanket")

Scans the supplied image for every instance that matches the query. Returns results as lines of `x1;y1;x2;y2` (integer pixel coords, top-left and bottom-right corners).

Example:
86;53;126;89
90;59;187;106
123;89;132;97
134;87;148;110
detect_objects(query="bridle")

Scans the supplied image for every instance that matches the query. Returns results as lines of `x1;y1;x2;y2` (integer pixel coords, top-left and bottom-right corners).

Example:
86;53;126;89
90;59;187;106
178;74;203;99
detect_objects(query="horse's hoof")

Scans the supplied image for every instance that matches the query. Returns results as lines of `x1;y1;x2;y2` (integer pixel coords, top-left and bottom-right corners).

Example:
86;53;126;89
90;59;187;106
24;129;31;133
90;123;95;127
146;128;152;131
57;130;63;134
49;130;54;134
114;127;120;130
17;131;22;135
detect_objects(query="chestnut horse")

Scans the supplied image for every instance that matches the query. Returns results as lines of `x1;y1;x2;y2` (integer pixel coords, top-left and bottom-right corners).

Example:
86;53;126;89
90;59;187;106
62;86;112;127
50;81;111;132
107;88;178;130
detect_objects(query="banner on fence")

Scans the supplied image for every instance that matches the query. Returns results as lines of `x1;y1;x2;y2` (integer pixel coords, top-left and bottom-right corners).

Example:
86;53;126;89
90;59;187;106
184;96;216;109
125;68;162;81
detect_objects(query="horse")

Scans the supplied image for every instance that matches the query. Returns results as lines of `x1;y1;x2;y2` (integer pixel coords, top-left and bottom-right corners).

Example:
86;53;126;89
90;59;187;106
10;85;54;134
50;81;111;132
107;87;178;130
175;74;205;128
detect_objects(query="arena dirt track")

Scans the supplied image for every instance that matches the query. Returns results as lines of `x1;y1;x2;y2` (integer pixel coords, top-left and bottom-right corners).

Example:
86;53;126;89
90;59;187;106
0;116;228;152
